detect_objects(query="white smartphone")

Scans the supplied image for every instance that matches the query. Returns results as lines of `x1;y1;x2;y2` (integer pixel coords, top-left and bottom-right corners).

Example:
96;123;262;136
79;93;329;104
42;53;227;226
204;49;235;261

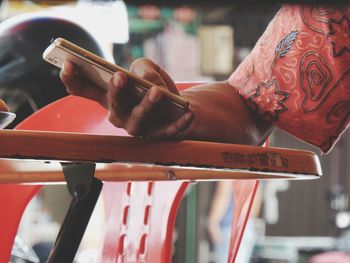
43;37;190;112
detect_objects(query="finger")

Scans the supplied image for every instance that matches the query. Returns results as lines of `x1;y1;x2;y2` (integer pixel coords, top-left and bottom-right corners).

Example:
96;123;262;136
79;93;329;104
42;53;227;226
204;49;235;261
145;110;194;139
107;71;130;127
130;58;178;94
130;58;167;88
157;66;179;94
60;60;107;106
125;86;164;136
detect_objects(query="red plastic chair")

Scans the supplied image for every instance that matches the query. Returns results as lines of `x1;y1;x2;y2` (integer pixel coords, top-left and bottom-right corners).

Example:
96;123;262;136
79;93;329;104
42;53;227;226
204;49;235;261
0;83;258;263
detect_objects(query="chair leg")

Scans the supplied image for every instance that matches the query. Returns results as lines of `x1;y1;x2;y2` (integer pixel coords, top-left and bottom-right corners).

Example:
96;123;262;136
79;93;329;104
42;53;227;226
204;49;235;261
47;163;102;263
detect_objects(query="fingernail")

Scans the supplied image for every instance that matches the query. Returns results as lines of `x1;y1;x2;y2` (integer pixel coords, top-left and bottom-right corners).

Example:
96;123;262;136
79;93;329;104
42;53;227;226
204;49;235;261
113;72;126;87
113;75;122;86
149;88;161;102
184;111;194;122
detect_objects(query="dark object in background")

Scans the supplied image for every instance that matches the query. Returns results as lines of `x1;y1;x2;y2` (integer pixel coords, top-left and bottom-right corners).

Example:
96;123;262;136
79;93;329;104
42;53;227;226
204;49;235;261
0;13;105;127
32;242;54;263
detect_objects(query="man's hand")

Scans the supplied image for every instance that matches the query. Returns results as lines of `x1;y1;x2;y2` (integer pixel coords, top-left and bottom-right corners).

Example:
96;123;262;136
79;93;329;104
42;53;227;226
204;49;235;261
60;58;194;139
60;57;273;145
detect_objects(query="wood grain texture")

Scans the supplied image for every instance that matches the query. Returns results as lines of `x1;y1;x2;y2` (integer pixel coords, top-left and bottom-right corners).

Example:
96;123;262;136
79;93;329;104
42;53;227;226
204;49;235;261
0;129;322;183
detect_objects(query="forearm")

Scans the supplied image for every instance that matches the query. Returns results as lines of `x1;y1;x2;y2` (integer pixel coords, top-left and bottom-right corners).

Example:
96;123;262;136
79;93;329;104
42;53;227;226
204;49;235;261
181;81;274;145
208;181;233;224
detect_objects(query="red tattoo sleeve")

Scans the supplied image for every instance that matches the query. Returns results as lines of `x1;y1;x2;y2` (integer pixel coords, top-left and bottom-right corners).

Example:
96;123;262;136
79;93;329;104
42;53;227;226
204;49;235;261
229;5;350;153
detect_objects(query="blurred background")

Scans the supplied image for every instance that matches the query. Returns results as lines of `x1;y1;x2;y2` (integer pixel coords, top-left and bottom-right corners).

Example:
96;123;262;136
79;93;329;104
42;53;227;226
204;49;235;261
1;0;349;262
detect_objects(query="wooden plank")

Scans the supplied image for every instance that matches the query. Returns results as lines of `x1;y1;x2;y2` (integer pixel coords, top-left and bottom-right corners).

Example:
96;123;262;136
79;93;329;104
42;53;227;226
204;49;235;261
0;129;322;182
0;159;317;184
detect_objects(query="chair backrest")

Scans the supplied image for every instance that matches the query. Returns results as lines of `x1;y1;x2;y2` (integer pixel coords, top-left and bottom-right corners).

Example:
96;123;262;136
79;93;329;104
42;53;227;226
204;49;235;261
99;181;189;263
0;83;258;263
0;184;40;262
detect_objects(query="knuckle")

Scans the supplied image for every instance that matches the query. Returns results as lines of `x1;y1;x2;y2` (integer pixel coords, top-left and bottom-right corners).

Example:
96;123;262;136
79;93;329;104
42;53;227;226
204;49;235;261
166;127;178;137
130;58;162;82
59;72;72;86
107;112;123;128
125;119;142;137
126;126;140;137
108;100;118;112
143;72;164;86
131;107;144;125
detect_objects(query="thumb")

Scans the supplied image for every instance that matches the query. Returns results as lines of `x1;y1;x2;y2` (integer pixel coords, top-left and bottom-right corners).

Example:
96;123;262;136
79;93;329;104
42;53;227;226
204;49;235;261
130;58;179;95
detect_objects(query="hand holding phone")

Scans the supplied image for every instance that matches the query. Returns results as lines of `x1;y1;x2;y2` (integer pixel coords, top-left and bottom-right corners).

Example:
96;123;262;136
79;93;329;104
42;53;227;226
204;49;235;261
43;38;194;137
43;38;189;112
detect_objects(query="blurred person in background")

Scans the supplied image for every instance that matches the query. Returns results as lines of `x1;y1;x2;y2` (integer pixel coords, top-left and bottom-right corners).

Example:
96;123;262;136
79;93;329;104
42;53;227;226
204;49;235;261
207;181;262;263
207;181;234;263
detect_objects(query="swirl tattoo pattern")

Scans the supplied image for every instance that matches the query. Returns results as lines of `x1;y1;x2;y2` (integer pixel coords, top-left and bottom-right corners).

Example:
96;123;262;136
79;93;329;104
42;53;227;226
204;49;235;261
300;52;333;113
322;100;350;149
228;5;350;153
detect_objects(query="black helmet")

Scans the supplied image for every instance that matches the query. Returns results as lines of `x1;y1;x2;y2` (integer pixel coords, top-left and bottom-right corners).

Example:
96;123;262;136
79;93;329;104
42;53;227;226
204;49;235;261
0;12;107;126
